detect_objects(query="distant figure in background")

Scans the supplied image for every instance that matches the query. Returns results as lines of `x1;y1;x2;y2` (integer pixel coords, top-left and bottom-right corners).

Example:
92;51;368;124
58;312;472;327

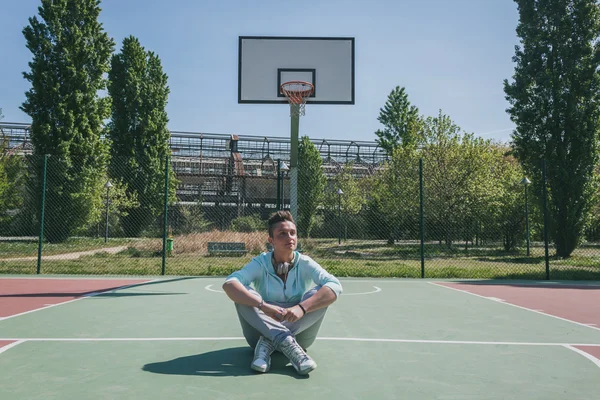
222;210;342;375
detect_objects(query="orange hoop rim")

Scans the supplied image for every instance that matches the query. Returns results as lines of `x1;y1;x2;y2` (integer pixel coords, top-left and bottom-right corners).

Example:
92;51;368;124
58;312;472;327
280;81;314;104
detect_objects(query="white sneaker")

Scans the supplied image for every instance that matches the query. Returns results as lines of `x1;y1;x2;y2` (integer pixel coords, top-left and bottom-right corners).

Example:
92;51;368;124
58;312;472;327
278;335;317;375
251;336;276;373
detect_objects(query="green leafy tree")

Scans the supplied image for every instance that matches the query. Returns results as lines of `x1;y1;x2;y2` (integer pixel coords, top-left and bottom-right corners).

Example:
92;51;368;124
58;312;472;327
421;111;496;247
77;178;140;237
375;86;421;154
171;202;212;235
297;136;326;237
482;147;528;251
20;0;114;242
108;36;174;237
322;163;367;240
504;0;600;257
370;147;420;244
323;163;365;215
0;110;28;233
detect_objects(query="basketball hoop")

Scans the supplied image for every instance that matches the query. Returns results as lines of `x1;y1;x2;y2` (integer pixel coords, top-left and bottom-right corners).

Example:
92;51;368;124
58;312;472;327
280;81;314;117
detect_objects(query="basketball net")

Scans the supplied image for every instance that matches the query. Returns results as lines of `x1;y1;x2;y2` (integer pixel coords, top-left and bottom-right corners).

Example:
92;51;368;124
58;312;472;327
280;81;314;117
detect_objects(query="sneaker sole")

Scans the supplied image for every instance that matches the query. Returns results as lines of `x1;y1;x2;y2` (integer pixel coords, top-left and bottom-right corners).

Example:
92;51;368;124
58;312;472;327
296;363;317;375
251;363;269;373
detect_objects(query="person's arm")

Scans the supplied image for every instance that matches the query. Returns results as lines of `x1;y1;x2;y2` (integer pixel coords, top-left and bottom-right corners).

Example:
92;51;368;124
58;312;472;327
222;279;261;307
284;258;342;322
222;277;288;321
283;285;337;323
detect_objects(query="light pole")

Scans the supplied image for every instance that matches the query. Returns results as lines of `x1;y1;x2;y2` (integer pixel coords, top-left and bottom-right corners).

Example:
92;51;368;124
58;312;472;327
520;177;531;256
279;161;289;210
104;180;113;243
337;188;343;245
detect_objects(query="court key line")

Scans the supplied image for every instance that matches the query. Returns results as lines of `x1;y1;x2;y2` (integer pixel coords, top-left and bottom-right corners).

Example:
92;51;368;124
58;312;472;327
563;345;600;369
429;282;600;333
0;340;24;355
204;284;381;296
0;279;160;322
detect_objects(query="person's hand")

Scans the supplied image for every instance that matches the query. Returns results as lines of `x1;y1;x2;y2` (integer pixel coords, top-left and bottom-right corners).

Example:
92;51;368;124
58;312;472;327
283;305;304;323
261;303;288;322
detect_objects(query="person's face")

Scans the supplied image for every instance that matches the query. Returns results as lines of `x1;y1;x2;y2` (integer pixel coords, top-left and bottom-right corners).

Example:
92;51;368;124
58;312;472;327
269;220;297;251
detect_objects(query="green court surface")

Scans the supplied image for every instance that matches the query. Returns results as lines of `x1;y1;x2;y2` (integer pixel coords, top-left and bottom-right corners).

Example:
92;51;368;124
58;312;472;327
0;277;599;399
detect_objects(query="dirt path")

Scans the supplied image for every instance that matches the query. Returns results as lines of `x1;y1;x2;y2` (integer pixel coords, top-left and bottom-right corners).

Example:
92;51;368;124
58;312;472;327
0;246;128;262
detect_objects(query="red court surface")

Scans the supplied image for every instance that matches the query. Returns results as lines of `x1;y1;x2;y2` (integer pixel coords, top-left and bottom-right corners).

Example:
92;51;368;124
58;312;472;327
0;278;150;319
575;346;600;360
437;282;600;328
0;341;15;351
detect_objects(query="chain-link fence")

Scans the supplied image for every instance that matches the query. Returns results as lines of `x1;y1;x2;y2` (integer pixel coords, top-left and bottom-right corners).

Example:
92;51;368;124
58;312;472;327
1;150;599;280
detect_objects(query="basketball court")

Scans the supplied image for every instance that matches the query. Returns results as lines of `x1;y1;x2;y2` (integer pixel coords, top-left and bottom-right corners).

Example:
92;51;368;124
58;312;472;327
2;34;598;399
1;276;599;399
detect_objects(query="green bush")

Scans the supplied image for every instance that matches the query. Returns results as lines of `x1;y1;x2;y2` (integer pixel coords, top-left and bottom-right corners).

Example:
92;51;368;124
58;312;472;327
230;215;265;232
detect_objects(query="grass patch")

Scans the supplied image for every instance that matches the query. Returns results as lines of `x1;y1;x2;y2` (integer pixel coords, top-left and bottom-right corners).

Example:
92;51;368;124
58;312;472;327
1;233;599;280
0;237;135;258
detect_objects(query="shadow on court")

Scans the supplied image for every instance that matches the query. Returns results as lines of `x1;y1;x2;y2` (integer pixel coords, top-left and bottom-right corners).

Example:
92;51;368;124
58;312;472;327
142;347;307;379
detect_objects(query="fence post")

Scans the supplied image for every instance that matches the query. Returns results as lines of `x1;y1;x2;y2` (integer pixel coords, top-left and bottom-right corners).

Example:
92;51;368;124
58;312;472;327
541;159;550;280
36;154;48;275
276;158;281;210
419;158;425;278
161;155;170;276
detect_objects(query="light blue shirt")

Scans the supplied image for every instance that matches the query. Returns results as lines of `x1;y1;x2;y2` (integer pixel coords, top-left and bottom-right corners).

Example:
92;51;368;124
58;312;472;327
225;251;343;303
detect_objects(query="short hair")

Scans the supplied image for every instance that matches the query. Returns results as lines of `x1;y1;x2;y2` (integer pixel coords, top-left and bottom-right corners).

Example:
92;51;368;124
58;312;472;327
267;210;295;237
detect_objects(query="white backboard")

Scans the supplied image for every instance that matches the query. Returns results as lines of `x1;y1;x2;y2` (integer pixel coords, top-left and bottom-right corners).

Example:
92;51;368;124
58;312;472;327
238;36;355;104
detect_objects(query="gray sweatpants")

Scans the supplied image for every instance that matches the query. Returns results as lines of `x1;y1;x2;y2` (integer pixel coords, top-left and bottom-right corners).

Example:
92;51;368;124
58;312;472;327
234;285;328;350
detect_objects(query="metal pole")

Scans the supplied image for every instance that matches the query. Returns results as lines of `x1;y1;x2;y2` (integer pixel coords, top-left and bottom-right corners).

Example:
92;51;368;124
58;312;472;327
338;193;341;245
525;184;530;257
36;154;48;275
104;187;110;243
290;112;299;222
542;159;550;279
276;159;281;210
419;158;425;278
161;155;170;276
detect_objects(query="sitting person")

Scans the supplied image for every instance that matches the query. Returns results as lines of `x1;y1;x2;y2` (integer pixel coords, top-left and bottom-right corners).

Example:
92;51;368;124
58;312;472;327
222;210;342;375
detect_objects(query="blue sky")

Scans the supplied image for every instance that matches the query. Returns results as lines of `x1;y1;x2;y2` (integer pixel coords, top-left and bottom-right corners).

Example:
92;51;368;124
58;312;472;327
1;0;519;144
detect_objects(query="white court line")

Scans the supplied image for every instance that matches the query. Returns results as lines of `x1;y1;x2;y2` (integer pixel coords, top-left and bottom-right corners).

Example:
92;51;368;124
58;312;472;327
0;279;160;322
0;337;598;347
429;282;600;333
563;345;600;369
205;284;224;293
343;286;381;296
205;284;381;296
0;340;24;355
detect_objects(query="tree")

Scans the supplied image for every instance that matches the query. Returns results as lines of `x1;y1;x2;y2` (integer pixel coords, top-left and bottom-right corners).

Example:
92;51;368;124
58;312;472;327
297;136;326;237
375;86;421;154
504;0;600;257
421;111;496;247
369;146;420;244
323;164;365;215
108;36;174;237
322;163;367;240
20;0;114;242
0;110;25;232
481;146;528;251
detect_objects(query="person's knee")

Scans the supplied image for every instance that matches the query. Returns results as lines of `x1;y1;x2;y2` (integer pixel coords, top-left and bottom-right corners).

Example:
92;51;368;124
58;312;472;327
301;285;322;301
296;334;317;350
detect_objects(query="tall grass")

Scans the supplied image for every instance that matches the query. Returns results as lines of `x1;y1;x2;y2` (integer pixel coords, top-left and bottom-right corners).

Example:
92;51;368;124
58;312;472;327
133;230;268;255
